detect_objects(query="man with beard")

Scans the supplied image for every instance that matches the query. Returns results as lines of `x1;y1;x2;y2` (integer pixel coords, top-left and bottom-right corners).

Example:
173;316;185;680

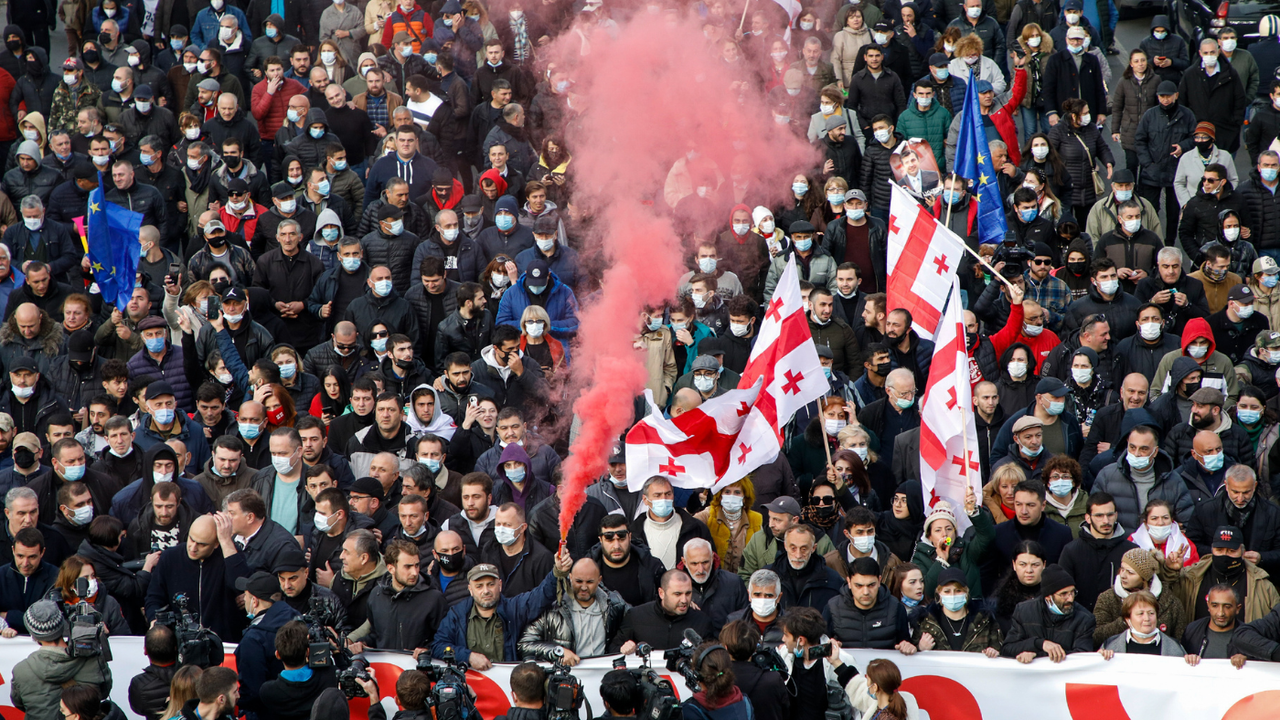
433;351;495;424
680;539;747;635
126;482;196;558
608;570;713;652
1186;466;1280;577
439;473;498;556
1163;524;1280;624
766;524;844;611
518;557;627;664
588;514;667;608
739;497;836;581
347;540;448;654
1002;564;1097;662
426;529;474;606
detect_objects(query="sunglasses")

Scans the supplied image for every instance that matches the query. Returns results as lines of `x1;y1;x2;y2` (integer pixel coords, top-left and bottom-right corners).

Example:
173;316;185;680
335;343;358;353
813;496;836;506
1031;258;1051;266
600;531;629;541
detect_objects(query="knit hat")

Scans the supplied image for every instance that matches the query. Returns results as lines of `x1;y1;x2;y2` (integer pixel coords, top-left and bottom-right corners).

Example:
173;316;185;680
1122;548;1158;582
923;501;956;535
1040;564;1075;596
1195;121;1216;139
751;205;772;229
24;600;66;642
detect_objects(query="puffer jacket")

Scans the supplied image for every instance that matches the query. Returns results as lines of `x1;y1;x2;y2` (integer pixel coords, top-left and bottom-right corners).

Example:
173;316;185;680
282;108;341;171
359;226;422;295
1048;118;1114;207
1237;171;1280;252
1090;449;1191;532
822;584;911;649
914;601;1004;653
126;343;193;413
1000;595;1096;658
1107;71;1160;151
129;664;177;720
517;582;627;661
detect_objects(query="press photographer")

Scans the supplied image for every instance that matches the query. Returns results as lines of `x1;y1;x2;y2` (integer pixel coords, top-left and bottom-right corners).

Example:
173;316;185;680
598;669;642;720
235;571;303;720
144;515;243;642
10;600;111;720
778;607;859;720
260;620;341;720
495;663;546;720
719;620;788;720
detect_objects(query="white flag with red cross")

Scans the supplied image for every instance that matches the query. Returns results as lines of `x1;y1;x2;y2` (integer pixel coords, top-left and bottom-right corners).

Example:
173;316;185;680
886;182;968;339
918;276;981;532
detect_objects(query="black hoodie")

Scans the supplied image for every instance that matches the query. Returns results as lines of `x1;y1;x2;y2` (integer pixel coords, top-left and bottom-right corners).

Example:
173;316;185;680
9;46;57;124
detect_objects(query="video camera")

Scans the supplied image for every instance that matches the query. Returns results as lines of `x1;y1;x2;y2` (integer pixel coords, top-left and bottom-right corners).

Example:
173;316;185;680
66;577;108;660
301;596;342;668
337;655;373;699
750;642;789;679
617;644;681;720
662;629;705;693
416;647;477;720
154;594;223;669
545;648;588;720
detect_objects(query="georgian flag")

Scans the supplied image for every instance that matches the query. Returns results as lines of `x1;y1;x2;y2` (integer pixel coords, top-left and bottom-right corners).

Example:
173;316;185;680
886;182;967;339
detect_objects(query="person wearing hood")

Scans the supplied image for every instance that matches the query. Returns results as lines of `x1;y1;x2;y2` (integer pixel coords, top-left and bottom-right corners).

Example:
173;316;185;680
304;206;345;271
109;443;214;525
1151;317;1240;410
2;140;60;205
183;46;246;113
10;51;57;125
1161;523;1280;624
406;399;457;461
1001;563;1097;660
245;14;300;85
474;408;557;490
1136;14;1189;85
297;164;350;233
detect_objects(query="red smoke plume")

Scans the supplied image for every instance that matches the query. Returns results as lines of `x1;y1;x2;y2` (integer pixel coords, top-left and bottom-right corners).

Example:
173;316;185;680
553;11;817;540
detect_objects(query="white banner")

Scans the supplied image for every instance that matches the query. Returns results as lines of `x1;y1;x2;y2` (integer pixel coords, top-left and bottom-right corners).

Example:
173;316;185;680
0;639;1278;720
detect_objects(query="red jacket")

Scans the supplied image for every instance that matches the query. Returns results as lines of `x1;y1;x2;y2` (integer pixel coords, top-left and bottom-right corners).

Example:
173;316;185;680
0;69;16;142
251;77;306;141
990;300;1060;372
220;203;267;240
989;68;1027;166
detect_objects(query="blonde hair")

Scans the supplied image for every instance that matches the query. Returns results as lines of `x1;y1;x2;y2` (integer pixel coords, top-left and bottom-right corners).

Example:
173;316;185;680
519;304;551;330
824;176;849;195
955;34;984;58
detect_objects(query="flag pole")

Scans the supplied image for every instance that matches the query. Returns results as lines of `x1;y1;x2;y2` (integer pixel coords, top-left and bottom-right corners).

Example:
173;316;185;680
738;0;751;34
817;397;833;475
943;172;958;227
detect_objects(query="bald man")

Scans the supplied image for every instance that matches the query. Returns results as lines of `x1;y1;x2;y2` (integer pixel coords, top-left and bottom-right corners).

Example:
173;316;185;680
236;401;270;469
1081;373;1151;473
428;529;473;605
669;387;703;418
518;557;626;665
0;303;63;374
144;514;245;641
304;321;362;379
203;92;262;163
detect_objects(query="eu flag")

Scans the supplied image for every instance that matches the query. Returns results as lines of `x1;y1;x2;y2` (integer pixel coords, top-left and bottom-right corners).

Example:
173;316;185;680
952;75;1009;246
86;172;142;312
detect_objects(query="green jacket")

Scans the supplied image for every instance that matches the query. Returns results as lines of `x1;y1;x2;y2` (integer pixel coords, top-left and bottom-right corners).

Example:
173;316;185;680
911;507;996;597
49;79;103;132
11;647;110;720
738;528;836;582
1228;48;1260;103
895;102;954;173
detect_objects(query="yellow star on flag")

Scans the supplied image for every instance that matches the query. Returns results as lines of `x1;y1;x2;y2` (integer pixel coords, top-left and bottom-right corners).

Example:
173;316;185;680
89;200;101;213
976;153;986;164
91;262;103;272
979;173;990;185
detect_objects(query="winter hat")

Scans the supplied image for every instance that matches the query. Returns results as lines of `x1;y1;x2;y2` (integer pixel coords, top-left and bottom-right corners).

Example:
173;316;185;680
1040;564;1075;597
1072;347;1099;368
24;600;66;642
923;501;956;536
936;567;968;590
1195;122;1216;139
495;195;518;215
1122;548;1158;582
751;206;773;229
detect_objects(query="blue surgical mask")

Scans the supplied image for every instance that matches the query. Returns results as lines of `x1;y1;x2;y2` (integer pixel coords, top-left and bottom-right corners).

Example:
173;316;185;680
287;109;301;123
794;237;812;251
1114;188;1133;202
278;362;297;379
527;283;547;295
144;337;166;353
848;208;865;221
496;214;515;231
334;159;348;171
425;52;438;64
153;408;175;425
935;68;949;80
1047;400;1065;415
171;39;184;51
1266;274;1279;288
309;127;325;139
1020;208;1038;222
1263;168;1279;182
894;397;914;410
1049;479;1073;496
1201;452;1224;472
374;279;393;296
1021;442;1043;457
944;190;961;205
826;192;845;205
322;227;339;242
646;317;662;332
141;152;156;166
506;466;526;483
1128;452;1152;471
266;26;278;38
1047;597;1066;615
63;463;86;482
316;179;330;196
420;457;442;473
341;256;361;272
792;182;808;196
940;594;967;612
239;422;261;439
401;45;414;58
372;337;388;353
1238;408;1262;425
901;596;920;608
823;366;833;380
650;499;674;517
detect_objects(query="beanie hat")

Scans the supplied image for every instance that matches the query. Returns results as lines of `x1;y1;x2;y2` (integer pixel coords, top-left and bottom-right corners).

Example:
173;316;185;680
24;600;66;642
1040;564;1075;597
1122;548;1158;582
923;501;957;536
752;205;773;229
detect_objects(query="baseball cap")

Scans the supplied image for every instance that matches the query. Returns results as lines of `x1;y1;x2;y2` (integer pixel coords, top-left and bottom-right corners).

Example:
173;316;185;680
763;497;802;516
468;563;501;582
147;380;176;401
1066;26;1086;39
1228;284;1254;303
377;203;405;221
68;330;95;362
1111;168;1135;185
8;356;37;373
1157;81;1178;96
222;285;246;302
1258;330;1280;349
1212;526;1243;550
1036;377;1070;397
203;219;226;234
392;31;413;44
526;259;550;289
227;178;250;195
235;571;282;601
844;189;867;203
974;80;993;93
608;444;625;464
533;216;558;235
135;84;154;99
0;413;14;433
929;52;949;68
12;432;39;452
1253;256;1279;275
271;182;296;199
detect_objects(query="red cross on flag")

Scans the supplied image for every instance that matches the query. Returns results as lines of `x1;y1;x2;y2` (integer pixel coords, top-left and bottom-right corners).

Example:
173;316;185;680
919;277;982;533
623;379;765;490
886;182;968;338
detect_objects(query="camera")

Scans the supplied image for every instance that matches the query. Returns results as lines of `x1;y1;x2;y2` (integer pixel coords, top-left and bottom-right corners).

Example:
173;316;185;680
545;648;588;720
337;655;372;699
750;643;788;679
66;577;108;660
302;596;341;668
417;647;477;720
662;629;704;693
154;594;224;669
619;645;681;720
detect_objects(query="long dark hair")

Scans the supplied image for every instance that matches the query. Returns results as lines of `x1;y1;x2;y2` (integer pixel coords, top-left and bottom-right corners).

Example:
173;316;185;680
831;449;872;498
865;659;907;720
1021;132;1068;181
693;643;737;706
321;365;352;418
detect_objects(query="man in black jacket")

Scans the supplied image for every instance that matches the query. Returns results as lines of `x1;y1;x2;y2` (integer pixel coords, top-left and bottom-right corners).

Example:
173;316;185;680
767;525;844;611
680;539;747;636
1001;563;1096;662
822;556;913;650
1135;82;1197;243
349;540;447;654
606;569;713;652
1133;247;1210;337
1179;39;1249;153
258;620;339;719
274;546;349;635
216;488;300;573
1183;584;1246;665
480;502;553;598
1185;465;1280;576
1113;305;1181;384
1061;258;1143;341
590;513;665;608
129;624;179;720
993;480;1074;565
1058;493;1138;610
252;215;324;352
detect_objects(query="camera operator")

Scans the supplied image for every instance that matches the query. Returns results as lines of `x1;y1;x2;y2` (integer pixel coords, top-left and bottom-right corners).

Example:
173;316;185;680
78;515;158;634
519;557;627;665
129;624;179;720
597;669;642;720
494;663;545;720
178;667;241;720
608;570;713;654
719;620;787;720
260;620;340;720
779;607;859;720
10;600;111;720
347;540;447;656
144;515;245;642
384;671;430;720
235;571;304;720
274;547;350;635
724;571;782;644
680;643;751;720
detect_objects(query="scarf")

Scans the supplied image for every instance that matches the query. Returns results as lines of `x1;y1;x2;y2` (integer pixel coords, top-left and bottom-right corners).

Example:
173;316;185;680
511;15;531;63
184;160;212;194
801;503;839;529
433;180;462;210
998;502;1015;520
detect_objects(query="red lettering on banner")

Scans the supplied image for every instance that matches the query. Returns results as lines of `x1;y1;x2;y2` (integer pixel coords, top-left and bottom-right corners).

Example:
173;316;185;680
900;675;983;720
1065;684;1134;720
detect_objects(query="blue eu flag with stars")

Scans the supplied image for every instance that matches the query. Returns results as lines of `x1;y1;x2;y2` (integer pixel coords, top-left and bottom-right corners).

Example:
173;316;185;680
86;172;143;312
952;76;1009;247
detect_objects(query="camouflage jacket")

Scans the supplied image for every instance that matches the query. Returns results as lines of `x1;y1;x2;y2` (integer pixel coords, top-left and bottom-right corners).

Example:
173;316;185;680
49;80;103;132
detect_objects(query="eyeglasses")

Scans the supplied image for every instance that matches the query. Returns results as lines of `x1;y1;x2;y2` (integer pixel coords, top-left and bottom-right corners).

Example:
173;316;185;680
812;496;836;506
891;496;908;505
371;330;390;338
335;343;358;353
600;531;629;541
1048;473;1073;481
1031;258;1051;266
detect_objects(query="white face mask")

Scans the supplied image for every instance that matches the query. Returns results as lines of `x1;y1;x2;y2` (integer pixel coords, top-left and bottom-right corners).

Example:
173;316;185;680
1122;218;1141;233
1007;360;1027;378
1072;367;1093;384
1079;113;1092;126
1140;322;1162;341
1188;343;1209;359
874;128;891;143
750;597;777;616
1224;227;1240;241
185;127;200;140
1147;523;1173;542
730;322;750;337
1222;39;1237;53
1032;145;1049;161
1028;36;1041;48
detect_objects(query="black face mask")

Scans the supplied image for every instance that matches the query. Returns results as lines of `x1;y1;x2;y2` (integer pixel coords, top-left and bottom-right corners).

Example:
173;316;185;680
82;49;100;64
873;361;892;376
6;40;21;53
813;504;836;519
1196;139;1215;155
437;551;465;573
206;233;227;248
13;448;35;469
1183;381;1202;396
224;156;242;171
1067;260;1087;275
98;33;113;47
211;278;231;295
26;59;41;76
394;358;414;369
1213;554;1244;577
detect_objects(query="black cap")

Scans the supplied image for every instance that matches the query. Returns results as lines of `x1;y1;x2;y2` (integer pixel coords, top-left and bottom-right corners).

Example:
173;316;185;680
135;84;154;99
68;330;95;362
171;24;188;37
1157;80;1178;95
235;571;282;601
350;476;385;501
1111;168;1135;184
147;381;176;400
1212;526;1244;549
271;182;295;199
221;285;247;302
937;567;968;589
227;178;250;195
459;194;483;212
532;216;558;235
8;356;37;373
377;204;404;221
432;166;453;185
608;443;625;464
789;220;816;234
273;547;308;573
815;345;834;359
526;259;550;287
929;52;949;67
873;20;892;31
72;160;97;181
1036;377;1070;397
1040;564;1075;596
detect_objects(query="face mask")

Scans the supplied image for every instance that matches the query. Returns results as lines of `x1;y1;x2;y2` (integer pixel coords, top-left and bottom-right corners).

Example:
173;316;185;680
1188;344;1209;359
1224;227;1240;242
494;524;519;545
1072;367;1093;384
1221;38;1238;53
1213;554;1244;576
965;5;981;17
792;182;809;198
1122;218;1141;234
111;78;124;93
721;495;744;513
63;73;77;85
1027;35;1042;48
12;448;34;468
824;418;847;436
894;396;914;410
820;103;835;115
794;237;813;252
650;499;674;517
143;336;168;354
873;32;888;44
152;407;175;425
873;129;891;143
496;214;515;231
1237;304;1255;319
1153;30;1167;39
917;96;932;109
800;19;814;30
774;114;791;125
309;127;325;139
1201;452;1224;472
196;61;209;74
523;321;545;339
1046;598;1068;615
1236;407;1262;426
1099;279;1120;295
1021;442;1043;457
70;503;93;525
216;372;233;384
493;272;510;288
1049;478;1073;496
751;597;777;616
434;226;457;244
1125;323;1161;345
1020;208;1038;223
185;127;202;142
760;219;776;235
272;453;295;474
940;593;968;612
851;535;876;553
1008;360;1027;378
965;55;979;65
437;551;465;573
690;292;708;310
321;51;336;65
693;375;716;393
399;44;415;58
1047;400;1065;415
313;511;334;533
22;215;42;231
183;61;197;73
239;422;261;439
694;257;717;275
935;67;950;80
186;156;204;172
59;459;87;482
1270;349;1280;364
936;190;960;206
1068;43;1084;55
382;219;402;236
827;193;845;205
370;336;388;353
1147;523;1173;542
1203;54;1218;68
372;279;393;297
535;237;555;253
223;311;244;324
92;154;112;168
901;596;920;608
823;366;834;379
732;221;751;236
274;361;296;381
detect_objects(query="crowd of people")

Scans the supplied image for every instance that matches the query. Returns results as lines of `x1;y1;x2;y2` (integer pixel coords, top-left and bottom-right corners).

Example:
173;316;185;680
0;0;1279;719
